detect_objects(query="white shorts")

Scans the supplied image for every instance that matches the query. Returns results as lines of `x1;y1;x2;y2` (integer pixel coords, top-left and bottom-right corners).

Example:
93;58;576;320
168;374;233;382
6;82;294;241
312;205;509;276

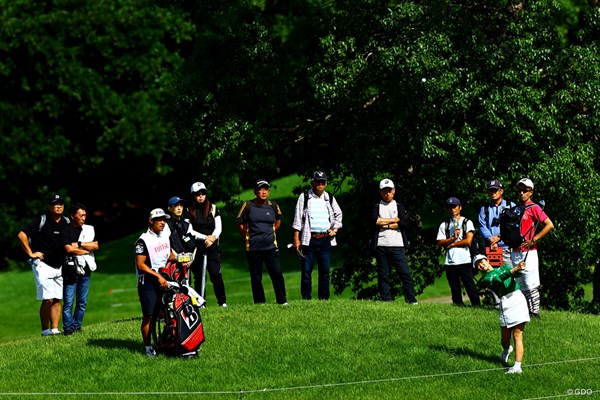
31;259;63;300
511;249;540;290
499;290;530;328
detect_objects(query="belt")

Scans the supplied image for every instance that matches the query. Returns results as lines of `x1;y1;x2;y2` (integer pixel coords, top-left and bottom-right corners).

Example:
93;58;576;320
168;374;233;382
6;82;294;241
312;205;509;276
311;232;329;239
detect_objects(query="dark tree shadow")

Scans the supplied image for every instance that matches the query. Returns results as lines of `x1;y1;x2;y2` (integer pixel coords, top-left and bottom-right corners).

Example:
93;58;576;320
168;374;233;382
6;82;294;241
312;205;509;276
429;344;499;364
87;338;141;354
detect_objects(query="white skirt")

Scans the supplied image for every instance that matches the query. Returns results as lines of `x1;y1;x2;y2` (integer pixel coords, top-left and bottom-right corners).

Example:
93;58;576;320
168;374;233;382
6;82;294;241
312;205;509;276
499;290;530;328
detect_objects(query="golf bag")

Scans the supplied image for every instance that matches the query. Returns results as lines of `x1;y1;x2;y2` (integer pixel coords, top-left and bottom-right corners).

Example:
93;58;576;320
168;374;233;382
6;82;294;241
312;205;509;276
153;262;205;357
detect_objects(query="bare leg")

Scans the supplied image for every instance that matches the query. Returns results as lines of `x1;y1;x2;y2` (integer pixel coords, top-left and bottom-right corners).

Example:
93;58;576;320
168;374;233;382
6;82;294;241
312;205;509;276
50;299;62;330
501;326;511;350
40;300;53;330
512;323;525;362
141;315;152;346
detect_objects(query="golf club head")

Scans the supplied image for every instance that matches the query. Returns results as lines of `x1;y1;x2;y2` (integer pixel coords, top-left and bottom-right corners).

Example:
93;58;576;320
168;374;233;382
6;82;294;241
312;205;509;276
539;199;546;208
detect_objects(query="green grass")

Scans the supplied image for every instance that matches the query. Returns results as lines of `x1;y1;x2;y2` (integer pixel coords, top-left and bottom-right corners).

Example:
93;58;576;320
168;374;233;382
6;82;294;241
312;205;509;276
0;301;599;399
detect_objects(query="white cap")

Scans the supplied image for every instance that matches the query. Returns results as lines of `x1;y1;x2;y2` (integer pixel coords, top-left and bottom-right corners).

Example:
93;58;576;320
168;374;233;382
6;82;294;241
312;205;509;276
472;254;487;269
517;178;534;189
190;182;207;193
149;208;169;220
379;179;394;189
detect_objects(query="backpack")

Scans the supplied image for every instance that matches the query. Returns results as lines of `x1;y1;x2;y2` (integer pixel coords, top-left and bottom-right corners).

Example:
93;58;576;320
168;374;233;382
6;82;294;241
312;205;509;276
499;204;535;249
444;218;482;260
483;200;516;229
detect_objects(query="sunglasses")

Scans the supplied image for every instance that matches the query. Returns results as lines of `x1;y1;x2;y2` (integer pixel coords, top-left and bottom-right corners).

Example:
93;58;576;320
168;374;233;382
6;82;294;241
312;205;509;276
518;189;531;194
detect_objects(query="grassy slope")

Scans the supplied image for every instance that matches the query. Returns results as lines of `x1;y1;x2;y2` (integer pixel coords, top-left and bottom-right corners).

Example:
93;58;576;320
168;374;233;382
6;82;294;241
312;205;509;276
0;300;598;399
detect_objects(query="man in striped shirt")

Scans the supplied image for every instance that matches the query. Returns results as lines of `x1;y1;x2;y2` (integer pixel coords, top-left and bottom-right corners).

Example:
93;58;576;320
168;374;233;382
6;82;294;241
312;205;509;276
292;171;343;300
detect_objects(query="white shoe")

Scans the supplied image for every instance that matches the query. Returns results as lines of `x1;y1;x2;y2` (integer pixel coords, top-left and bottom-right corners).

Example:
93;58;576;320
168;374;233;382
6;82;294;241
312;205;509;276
220;303;228;308
505;366;522;374
500;345;513;364
281;302;289;306
41;329;53;337
50;328;61;335
145;347;157;357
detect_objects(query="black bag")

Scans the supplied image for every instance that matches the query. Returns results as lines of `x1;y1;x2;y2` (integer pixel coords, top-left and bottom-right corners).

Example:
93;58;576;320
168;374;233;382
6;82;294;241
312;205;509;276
62;255;79;281
499;204;534;249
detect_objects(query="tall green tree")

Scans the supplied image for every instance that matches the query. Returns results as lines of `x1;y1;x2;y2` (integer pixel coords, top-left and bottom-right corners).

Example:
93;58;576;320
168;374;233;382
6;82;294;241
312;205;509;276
168;0;599;310
0;0;194;264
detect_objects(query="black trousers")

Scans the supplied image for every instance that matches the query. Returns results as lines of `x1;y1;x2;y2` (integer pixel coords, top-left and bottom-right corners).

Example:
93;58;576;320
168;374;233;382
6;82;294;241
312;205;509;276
444;263;480;306
246;249;287;304
191;244;227;305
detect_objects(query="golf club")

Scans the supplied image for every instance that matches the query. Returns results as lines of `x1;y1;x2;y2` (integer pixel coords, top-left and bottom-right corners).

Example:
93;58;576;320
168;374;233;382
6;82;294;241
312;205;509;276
523;199;545;262
199;253;207;308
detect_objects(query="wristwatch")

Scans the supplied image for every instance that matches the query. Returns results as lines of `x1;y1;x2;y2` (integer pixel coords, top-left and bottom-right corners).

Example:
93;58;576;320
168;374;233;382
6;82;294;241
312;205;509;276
77;241;82;248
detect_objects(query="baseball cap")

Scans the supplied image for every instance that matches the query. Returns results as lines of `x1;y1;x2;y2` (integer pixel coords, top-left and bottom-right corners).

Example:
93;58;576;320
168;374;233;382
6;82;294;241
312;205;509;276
168;196;185;207
312;171;328;181
472;254;487;269
255;179;270;189
379;179;395;189
149;208;170;220
487;179;503;190
517;178;534;189
48;194;64;204
190;182;207;193
446;197;461;206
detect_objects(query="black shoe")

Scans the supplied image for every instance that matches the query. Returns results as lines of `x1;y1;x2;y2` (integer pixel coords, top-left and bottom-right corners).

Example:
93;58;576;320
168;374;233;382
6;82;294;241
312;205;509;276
63;329;74;336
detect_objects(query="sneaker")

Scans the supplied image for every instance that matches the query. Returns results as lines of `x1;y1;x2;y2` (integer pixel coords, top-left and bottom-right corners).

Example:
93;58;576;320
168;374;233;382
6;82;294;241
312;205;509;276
41;329;53;337
409;302;419;305
145;347;157;357
50;328;61;335
281;302;289;306
63;329;74;336
500;345;513;364
219;303;228;308
505;366;522;374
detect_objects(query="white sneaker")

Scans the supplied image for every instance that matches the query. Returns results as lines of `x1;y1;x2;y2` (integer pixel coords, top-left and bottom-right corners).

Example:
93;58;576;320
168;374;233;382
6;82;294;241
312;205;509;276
500;345;513;364
505;366;522;374
220;303;228;308
41;329;53;337
145;347;157;357
50;328;61;335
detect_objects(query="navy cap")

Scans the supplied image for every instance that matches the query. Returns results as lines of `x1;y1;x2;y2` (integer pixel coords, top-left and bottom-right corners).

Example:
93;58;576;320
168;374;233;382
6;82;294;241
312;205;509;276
168;196;185;207
487;179;503;190
48;194;64;204
312;171;328;181
446;197;461;206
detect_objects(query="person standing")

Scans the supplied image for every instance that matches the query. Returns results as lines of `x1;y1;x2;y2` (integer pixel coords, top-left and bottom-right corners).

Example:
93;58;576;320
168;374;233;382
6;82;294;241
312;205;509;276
473;254;530;374
62;203;98;336
17;194;70;336
369;179;417;304
236;179;288;305
135;208;174;356
478;179;515;266
436;197;481;306
511;178;554;318
188;182;227;307
164;196;196;284
292;171;343;300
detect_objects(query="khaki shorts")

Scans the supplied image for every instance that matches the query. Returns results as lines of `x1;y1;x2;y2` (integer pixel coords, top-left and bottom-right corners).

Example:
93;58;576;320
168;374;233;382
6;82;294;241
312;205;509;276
30;259;63;300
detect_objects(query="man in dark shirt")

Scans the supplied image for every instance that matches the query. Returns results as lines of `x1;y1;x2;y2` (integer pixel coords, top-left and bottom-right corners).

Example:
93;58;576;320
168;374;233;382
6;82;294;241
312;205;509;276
17;194;70;336
236;179;287;305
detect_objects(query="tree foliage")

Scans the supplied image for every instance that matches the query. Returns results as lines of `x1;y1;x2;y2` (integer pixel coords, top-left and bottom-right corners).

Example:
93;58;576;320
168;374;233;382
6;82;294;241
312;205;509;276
2;0;599;312
0;0;194;261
